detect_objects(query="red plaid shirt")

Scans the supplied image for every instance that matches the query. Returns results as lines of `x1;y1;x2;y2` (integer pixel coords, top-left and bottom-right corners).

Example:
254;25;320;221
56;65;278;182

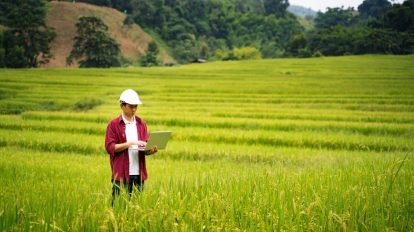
105;115;149;183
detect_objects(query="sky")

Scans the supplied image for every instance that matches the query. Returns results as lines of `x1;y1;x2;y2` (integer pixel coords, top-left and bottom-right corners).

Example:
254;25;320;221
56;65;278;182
289;0;405;12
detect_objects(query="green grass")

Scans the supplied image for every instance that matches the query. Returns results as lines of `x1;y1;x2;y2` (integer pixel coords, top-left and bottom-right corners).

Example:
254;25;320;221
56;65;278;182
0;55;413;231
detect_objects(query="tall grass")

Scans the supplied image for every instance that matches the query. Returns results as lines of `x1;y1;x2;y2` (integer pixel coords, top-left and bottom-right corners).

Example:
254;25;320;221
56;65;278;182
1;148;412;231
0;55;413;230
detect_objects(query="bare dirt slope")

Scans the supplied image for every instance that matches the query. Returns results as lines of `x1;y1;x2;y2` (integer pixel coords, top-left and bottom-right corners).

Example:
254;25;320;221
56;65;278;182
44;1;174;67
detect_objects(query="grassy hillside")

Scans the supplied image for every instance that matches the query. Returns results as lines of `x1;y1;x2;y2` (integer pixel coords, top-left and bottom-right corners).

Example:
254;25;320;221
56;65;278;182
44;1;175;67
0;55;413;230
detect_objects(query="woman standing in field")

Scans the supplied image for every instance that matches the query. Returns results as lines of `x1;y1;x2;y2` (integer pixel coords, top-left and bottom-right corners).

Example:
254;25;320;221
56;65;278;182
105;89;157;201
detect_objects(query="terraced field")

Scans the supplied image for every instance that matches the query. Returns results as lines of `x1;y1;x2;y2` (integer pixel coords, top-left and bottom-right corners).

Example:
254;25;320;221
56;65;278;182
0;55;413;231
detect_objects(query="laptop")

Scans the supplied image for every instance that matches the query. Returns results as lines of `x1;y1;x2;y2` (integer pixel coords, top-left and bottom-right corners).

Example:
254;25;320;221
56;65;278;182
141;131;172;151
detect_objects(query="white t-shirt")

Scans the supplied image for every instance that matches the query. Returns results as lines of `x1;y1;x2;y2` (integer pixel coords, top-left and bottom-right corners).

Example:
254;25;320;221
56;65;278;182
122;114;139;175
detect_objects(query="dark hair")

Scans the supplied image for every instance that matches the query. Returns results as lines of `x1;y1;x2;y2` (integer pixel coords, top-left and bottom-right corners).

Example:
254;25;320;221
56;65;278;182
120;100;127;106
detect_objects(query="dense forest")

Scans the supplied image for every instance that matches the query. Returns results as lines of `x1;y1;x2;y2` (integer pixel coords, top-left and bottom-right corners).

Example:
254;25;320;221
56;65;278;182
123;0;303;62
0;0;413;67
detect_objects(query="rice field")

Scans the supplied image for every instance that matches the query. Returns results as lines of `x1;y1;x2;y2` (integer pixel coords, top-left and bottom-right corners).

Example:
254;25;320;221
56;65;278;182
0;55;413;231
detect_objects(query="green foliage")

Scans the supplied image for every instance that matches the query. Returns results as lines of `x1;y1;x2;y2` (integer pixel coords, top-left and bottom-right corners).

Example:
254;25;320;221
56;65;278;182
0;31;4;67
286;33;308;57
308;26;355;56
55;0;414;60
358;0;392;18
140;41;160;67
355;28;414;54
0;0;55;68
67;16;121;68
309;25;414;56
0;49;4;67
377;0;414;33
312;50;323;57
231;47;262;60
215;47;262;61
4;45;26;68
118;55;132;67
314;7;357;30
307;1;414;56
260;41;284;58
263;0;289;17
214;49;229;60
171;39;200;63
75;0;111;7
297;47;312;57
131;0;164;28
123;14;134;25
128;0;302;62
111;0;133;13
65;0;132;13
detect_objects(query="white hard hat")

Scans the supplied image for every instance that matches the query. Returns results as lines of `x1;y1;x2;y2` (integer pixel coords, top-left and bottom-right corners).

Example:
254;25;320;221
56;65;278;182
119;89;142;105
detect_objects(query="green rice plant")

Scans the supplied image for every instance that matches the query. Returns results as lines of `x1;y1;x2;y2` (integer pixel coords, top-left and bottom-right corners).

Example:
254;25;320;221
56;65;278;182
0;148;412;231
72;99;104;112
0;55;413;231
0;128;104;155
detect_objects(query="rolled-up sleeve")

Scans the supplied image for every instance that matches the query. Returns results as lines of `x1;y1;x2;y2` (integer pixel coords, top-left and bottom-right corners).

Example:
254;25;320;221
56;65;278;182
105;122;116;156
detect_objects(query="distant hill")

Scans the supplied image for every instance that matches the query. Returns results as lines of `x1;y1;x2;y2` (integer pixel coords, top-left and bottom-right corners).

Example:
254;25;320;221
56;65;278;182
44;1;175;67
288;5;317;18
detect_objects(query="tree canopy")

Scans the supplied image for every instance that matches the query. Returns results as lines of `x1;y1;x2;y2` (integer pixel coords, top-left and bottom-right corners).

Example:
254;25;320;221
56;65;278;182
140;41;160;67
72;0;303;62
67;16;121;68
358;0;392;18
306;0;414;56
0;0;55;68
2;0;413;68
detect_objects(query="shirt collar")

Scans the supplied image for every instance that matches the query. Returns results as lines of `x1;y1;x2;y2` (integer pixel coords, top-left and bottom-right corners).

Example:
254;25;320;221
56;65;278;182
121;114;136;125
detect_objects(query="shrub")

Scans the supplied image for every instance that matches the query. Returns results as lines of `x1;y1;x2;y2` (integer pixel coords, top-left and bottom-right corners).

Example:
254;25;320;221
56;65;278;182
312;50;323;57
231;47;262;60
73;99;103;112
214;49;229;60
216;47;262;61
298;47;312;58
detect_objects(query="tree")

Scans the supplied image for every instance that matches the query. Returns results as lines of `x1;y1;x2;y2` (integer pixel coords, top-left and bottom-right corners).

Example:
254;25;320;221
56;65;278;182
111;0;133;13
358;0;391;18
0;34;4;68
308;25;360;56
0;31;4;67
314;7;357;30
140;41;160;67
379;0;414;33
131;0;165;28
264;0;289;17
0;0;55;68
76;0;111;7
286;33;308;57
354;28;412;54
67;16;120;68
